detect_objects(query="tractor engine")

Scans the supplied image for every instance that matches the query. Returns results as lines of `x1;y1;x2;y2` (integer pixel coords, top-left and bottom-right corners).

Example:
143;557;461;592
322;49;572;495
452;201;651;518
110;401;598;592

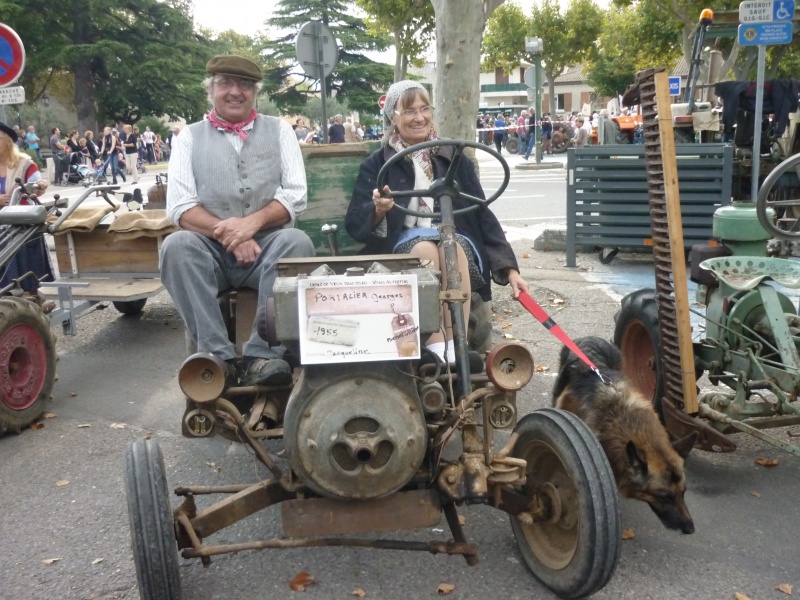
283;362;427;500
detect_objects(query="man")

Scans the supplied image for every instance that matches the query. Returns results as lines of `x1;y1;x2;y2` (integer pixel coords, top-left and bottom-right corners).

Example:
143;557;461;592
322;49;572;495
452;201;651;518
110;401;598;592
571;117;588;148
162;55;315;386
523;108;537;160
142;126;156;164
516;110;527;155
49;127;66;185
328;114;345;143
344;116;357;143
26;125;42;162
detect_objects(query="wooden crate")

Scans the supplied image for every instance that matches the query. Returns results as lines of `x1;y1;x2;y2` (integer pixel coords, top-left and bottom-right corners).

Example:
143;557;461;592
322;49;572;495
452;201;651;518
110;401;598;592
53;225;162;278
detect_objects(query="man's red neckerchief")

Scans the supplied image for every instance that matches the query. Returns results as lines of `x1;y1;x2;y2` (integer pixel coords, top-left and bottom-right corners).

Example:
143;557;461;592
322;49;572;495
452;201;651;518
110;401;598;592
206;108;258;141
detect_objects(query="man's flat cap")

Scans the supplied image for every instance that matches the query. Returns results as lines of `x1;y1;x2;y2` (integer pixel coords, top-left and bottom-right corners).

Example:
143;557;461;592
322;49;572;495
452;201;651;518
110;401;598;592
206;55;263;81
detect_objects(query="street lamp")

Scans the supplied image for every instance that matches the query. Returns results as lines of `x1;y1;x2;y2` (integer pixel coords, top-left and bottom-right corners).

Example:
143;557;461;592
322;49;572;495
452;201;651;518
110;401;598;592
525;36;544;164
41;92;49;108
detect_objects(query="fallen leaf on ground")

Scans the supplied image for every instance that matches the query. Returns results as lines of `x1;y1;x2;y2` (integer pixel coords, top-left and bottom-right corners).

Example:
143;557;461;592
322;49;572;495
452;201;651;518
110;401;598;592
437;583;456;595
755;457;779;467
534;364;550;372
91;558;104;565
621;528;635;540
502;323;512;329
522;253;530;258
458;514;466;526
42;412;57;419
750;491;761;498
77;424;91;428
55;480;69;487
787;429;800;438
502;309;512;314
503;333;514;339
30;422;45;430
735;593;752;600
775;583;792;595
69;392;78;397
110;423;126;429
289;571;315;592
352;589;367;598
41;558;61;565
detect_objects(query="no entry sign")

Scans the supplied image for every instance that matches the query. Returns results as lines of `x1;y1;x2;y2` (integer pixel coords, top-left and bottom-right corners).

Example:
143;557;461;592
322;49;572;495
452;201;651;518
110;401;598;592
378;95;387;109
0;24;25;87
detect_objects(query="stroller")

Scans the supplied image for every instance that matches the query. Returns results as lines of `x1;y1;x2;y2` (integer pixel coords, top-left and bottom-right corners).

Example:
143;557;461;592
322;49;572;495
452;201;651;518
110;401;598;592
136;154;146;174
65;154;98;187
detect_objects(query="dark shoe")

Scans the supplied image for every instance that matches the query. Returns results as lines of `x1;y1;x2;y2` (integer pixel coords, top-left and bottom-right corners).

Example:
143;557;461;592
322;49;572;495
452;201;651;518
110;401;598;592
121;173;126;182
224;358;240;388
241;356;292;386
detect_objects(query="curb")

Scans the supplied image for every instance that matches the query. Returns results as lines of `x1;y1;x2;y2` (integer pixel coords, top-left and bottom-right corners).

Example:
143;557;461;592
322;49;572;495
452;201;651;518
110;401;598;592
515;162;564;171
533;228;567;251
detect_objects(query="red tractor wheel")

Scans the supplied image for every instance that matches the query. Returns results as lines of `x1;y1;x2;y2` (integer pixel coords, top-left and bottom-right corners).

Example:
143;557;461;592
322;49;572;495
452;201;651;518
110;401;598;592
0;297;57;433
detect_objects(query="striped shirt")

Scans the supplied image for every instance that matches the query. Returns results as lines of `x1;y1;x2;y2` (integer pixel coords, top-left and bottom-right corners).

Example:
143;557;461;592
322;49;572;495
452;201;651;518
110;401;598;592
167;117;307;227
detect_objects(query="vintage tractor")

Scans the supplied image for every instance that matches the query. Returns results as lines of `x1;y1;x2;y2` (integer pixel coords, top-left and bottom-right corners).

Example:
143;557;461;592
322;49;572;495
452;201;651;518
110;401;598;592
124;140;622;600
614;152;800;457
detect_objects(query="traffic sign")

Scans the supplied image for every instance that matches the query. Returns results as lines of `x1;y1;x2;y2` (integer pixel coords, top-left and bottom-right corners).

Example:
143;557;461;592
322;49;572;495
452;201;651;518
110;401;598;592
668;76;681;96
738;21;793;45
0;24;25;87
296;21;338;79
378;94;386;109
0;85;24;105
739;0;794;23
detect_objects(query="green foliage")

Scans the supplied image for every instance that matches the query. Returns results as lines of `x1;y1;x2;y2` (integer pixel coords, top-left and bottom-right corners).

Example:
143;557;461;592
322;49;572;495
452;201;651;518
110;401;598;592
482;3;529;74
1;0;212;130
355;0;435;79
262;0;394;114
584;4;682;98
302;95;349;128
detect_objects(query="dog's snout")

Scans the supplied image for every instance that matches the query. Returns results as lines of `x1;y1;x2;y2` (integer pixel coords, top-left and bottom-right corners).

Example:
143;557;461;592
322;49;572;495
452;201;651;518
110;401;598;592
681;521;695;534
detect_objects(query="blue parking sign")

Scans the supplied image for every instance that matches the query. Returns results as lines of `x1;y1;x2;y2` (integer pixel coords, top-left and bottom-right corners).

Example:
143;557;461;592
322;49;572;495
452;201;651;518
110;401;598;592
668;76;681;96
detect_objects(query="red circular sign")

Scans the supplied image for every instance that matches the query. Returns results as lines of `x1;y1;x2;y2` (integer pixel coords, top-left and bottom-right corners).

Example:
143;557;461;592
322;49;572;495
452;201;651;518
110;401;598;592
378;95;387;109
0;24;25;87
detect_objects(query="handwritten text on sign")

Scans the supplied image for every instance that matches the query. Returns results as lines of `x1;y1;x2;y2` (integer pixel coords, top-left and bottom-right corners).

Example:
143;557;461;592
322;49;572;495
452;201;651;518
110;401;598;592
297;274;421;365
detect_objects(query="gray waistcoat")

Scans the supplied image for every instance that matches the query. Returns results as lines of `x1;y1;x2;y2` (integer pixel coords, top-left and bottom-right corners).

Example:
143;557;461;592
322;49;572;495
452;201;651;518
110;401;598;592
189;115;282;219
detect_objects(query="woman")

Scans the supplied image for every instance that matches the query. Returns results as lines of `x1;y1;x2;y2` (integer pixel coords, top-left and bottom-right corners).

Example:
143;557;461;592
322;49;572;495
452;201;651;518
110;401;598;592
345;81;528;364
98;127;126;184
123;124;139;182
84;130;100;163
0;122;53;293
493;113;506;154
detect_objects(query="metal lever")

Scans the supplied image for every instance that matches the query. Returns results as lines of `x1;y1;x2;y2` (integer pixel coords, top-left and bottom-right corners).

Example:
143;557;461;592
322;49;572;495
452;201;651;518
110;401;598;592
321;223;339;256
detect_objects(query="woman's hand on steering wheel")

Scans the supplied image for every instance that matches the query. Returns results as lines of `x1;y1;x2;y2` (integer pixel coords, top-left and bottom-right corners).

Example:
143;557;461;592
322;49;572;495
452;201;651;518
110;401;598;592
373;185;394;217
508;269;529;299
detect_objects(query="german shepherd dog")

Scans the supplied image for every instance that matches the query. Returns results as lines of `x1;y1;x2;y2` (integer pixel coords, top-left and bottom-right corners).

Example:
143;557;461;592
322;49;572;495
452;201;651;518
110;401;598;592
552;336;697;534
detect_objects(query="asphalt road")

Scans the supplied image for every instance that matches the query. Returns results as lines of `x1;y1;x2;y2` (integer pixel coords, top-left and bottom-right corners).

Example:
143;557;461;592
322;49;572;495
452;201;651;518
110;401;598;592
1;153;799;600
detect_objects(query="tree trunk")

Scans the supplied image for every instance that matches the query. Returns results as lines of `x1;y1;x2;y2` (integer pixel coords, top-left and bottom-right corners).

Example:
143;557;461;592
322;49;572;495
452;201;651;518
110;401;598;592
431;0;504;141
72;11;97;132
393;28;404;82
547;76;557;115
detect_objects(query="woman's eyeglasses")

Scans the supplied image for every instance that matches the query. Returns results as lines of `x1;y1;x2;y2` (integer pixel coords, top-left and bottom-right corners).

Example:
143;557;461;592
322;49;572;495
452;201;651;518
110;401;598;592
214;77;257;92
395;105;434;119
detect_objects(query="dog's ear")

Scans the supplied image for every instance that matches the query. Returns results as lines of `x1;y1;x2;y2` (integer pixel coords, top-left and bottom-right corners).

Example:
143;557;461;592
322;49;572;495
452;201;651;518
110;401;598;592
671;432;698;459
625;440;648;475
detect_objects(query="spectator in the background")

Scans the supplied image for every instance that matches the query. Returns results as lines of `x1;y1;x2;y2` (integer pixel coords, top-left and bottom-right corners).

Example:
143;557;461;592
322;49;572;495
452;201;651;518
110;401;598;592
344;116;357;143
571;117;588;148
294;118;309;143
493;113;506;154
142;126;156;164
123;124;139;182
516;110;528;155
328;114;345;143
26;125;41;162
84;130;100;163
50;127;66;185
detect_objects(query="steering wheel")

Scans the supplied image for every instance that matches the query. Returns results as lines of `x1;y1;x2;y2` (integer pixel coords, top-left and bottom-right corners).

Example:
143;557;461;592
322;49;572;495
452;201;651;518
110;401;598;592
375;139;510;218
756;152;800;240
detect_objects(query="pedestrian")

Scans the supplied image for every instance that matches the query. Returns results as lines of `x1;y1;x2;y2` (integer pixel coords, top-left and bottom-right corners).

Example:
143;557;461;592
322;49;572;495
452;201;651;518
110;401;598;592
493;113;506;154
476;113;485;145
98;126;126;184
345;80;528;364
123;124;139;182
328;115;345;143
84;130;100;163
161;54;315;387
49;127;66;185
517;111;528;155
523;108;537;160
166;127;180;159
571;117;588;148
25;125;42;162
294;118;309;143
142;126;156;164
344;116;357;143
541;114;553;155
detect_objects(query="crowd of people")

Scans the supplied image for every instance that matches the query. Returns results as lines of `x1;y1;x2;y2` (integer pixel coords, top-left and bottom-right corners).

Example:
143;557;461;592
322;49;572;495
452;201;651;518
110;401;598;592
10;123;179;186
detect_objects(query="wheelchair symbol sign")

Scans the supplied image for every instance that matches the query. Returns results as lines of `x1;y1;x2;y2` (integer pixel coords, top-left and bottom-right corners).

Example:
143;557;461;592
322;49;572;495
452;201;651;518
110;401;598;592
774;0;794;20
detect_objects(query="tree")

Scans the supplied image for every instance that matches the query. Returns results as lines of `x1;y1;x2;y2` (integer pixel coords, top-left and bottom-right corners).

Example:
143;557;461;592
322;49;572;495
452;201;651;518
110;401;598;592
584;4;682;98
262;0;394;115
355;0;435;81
482;3;529;75
1;0;212;133
431;0;505;142
482;0;603;115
